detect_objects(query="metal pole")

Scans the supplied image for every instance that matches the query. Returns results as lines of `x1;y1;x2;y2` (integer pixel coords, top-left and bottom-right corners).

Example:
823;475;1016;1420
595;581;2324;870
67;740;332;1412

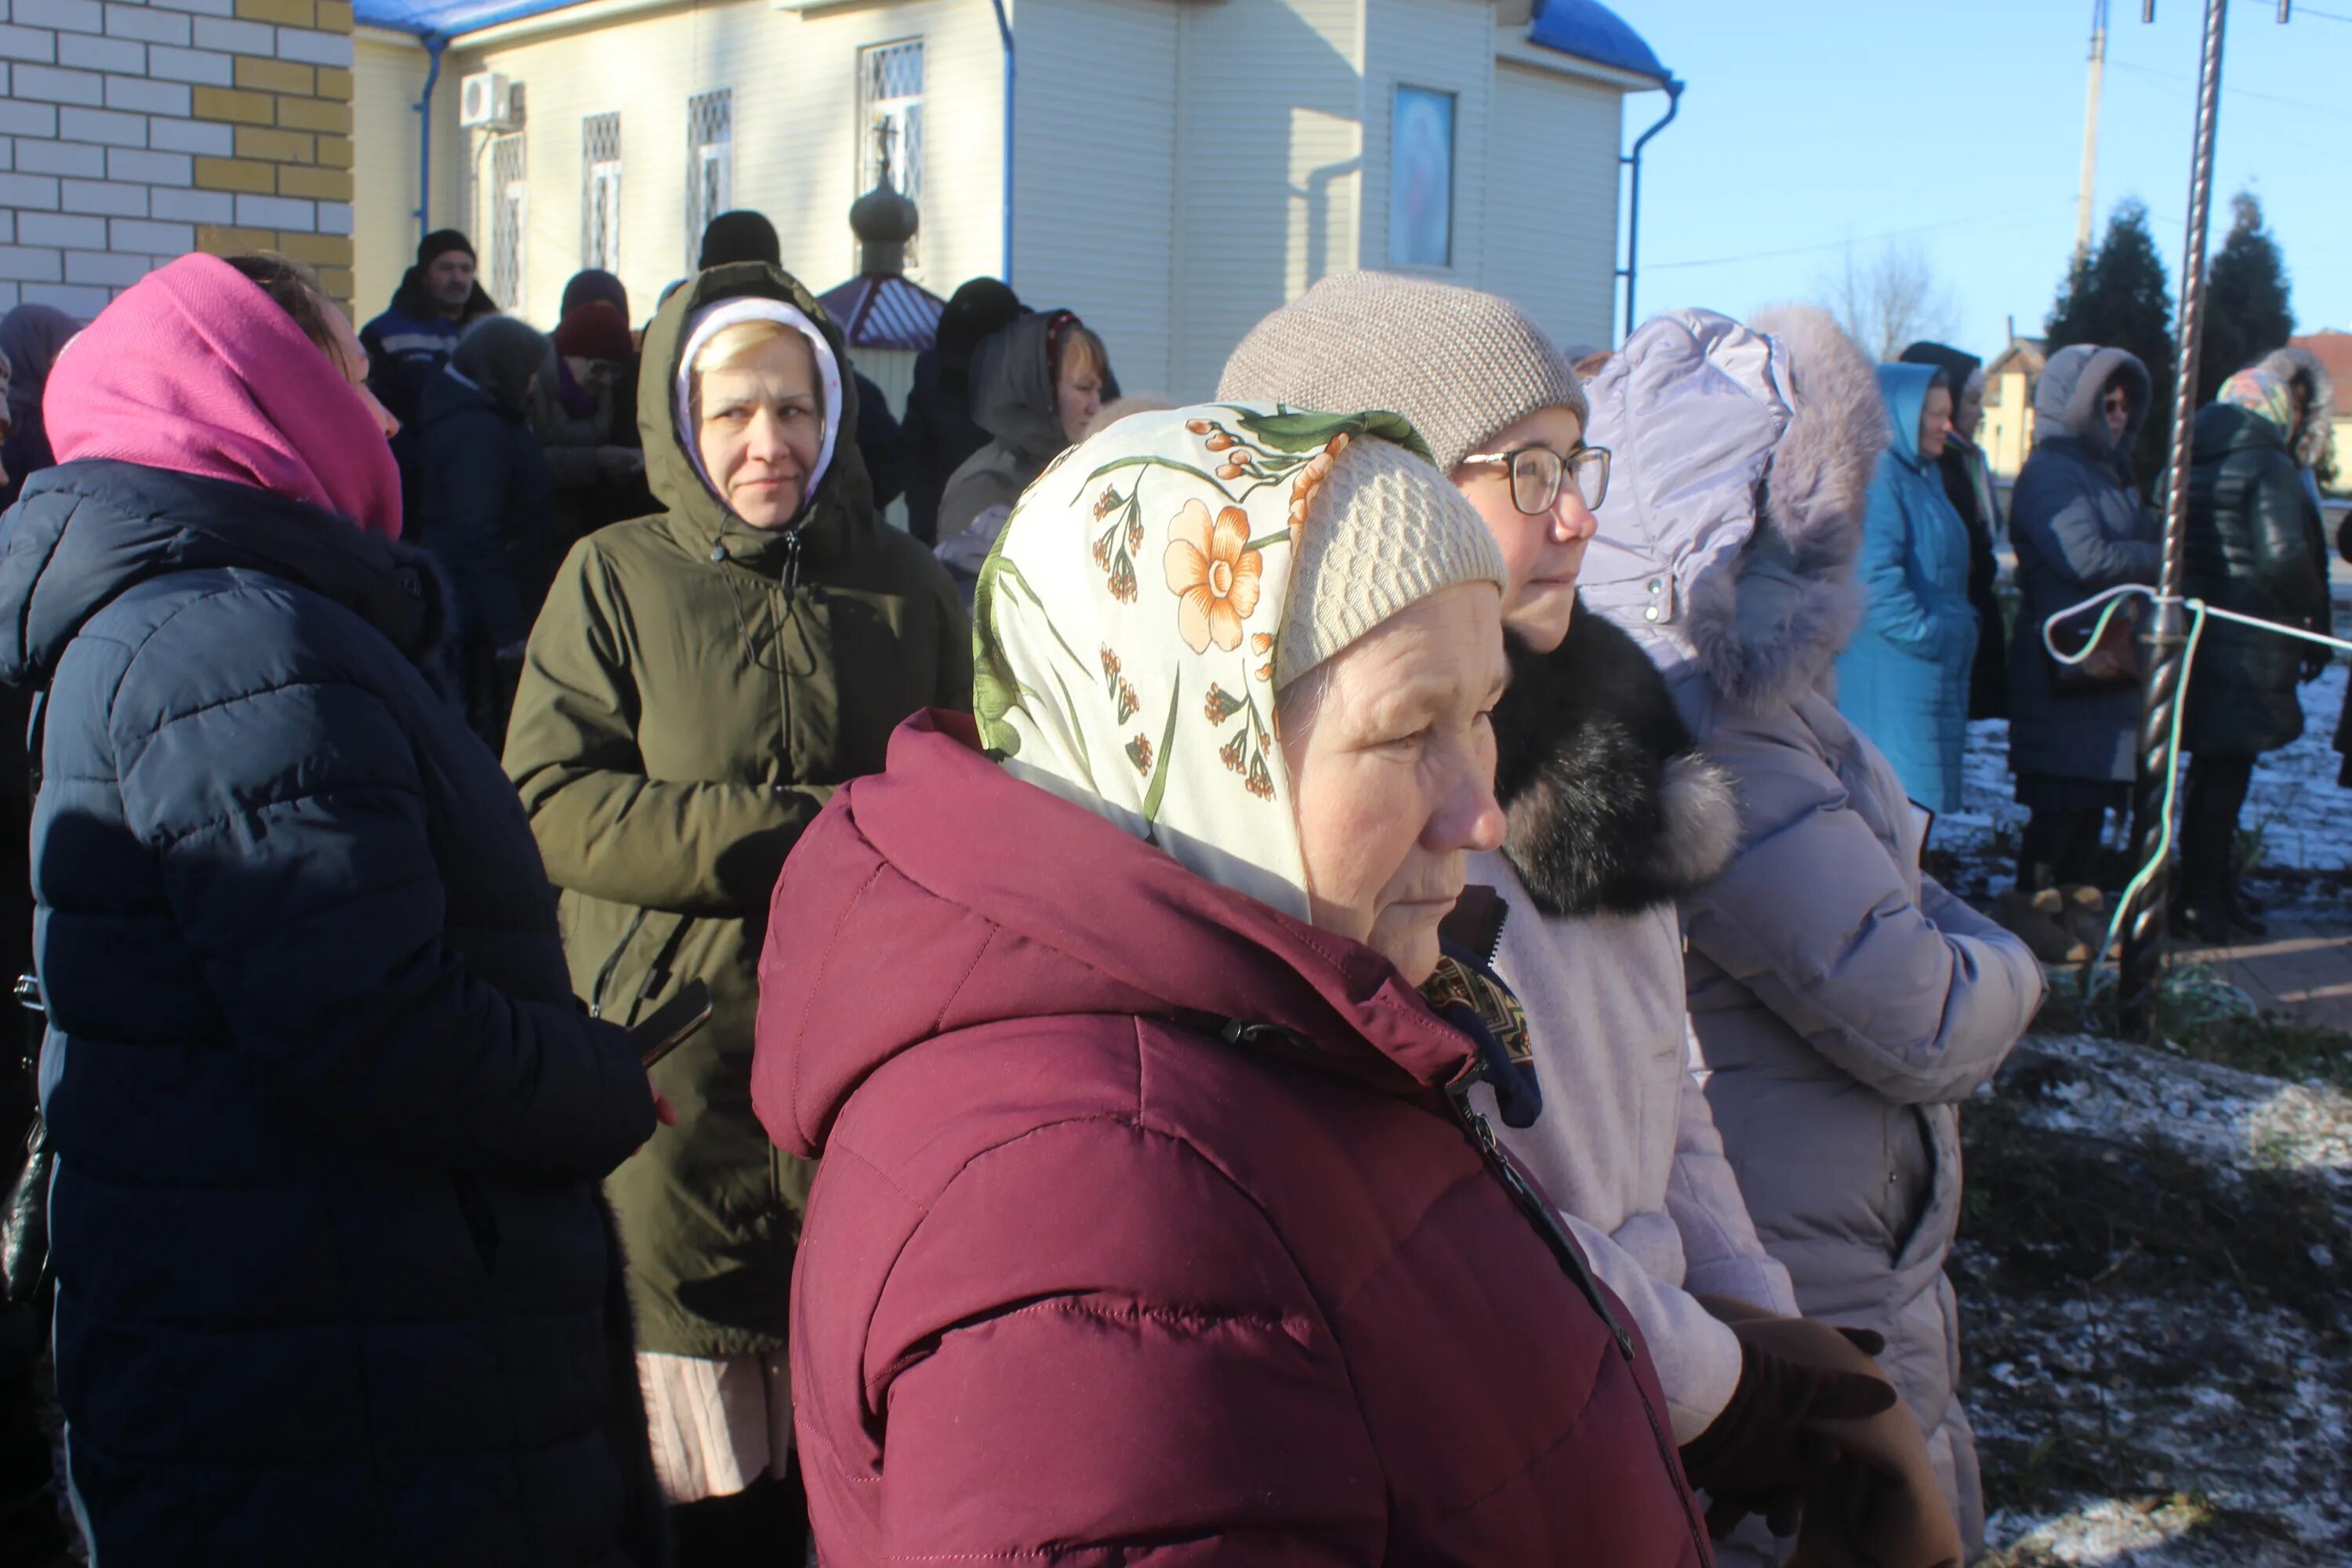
2118;0;2230;1036
2076;0;2107;258
1616;78;1683;341
989;0;1015;287
415;35;445;253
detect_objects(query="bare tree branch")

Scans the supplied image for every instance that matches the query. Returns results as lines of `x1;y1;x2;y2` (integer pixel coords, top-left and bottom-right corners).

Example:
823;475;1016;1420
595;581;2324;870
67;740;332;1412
1816;241;1959;360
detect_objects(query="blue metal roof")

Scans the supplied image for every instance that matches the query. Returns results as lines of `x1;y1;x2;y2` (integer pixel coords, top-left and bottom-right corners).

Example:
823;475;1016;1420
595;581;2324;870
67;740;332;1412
354;0;571;39
361;0;1671;82
818;273;946;352
1527;0;1672;85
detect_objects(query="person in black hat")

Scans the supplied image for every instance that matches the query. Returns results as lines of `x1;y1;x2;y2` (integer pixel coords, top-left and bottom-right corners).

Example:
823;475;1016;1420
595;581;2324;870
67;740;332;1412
901;277;1023;543
361;230;500;434
696;210;906;513
362;230;502;536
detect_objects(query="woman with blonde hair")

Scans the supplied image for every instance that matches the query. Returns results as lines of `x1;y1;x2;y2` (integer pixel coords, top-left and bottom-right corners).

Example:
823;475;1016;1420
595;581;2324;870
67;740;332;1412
504;260;969;1566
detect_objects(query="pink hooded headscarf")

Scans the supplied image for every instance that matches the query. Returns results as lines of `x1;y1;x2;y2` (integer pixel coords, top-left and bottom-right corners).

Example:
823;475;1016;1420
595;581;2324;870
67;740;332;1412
45;253;403;539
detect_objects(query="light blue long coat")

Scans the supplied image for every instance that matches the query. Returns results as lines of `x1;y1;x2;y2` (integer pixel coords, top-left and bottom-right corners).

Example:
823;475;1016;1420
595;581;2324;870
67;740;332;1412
1835;363;1978;814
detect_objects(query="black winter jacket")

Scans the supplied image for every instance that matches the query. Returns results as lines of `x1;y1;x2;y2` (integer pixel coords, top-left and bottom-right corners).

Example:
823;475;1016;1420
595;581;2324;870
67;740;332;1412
416;366;558;649
2182;402;2330;757
0;459;665;1567
898;346;989;544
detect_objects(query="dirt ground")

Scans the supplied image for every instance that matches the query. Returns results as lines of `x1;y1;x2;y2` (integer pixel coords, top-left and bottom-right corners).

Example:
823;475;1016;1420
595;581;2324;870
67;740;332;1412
1944;626;2352;1565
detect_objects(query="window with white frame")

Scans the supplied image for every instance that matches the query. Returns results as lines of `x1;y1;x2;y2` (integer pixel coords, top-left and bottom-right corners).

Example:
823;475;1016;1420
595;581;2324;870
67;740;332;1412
685;89;733;269
857;39;922;267
582;112;622;273
488;132;528;312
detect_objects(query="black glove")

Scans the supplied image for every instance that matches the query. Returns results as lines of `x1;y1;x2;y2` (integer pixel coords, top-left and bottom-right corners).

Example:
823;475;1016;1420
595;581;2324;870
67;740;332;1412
1681;1309;1899;1539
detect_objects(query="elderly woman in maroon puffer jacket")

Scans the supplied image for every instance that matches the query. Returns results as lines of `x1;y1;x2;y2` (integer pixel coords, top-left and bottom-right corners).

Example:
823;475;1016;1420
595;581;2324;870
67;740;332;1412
752;407;1862;1563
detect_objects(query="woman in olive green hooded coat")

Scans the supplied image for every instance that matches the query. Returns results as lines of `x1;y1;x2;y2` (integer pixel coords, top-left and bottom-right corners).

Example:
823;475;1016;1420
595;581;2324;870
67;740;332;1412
505;261;968;1559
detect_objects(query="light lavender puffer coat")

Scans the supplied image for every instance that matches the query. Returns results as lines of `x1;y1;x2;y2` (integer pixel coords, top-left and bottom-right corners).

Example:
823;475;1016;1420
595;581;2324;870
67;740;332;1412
1580;307;2048;1560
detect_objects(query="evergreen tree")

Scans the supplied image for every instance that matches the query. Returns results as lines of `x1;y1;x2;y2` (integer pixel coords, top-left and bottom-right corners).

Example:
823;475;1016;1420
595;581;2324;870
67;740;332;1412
2196;191;2294;407
2046;199;2176;492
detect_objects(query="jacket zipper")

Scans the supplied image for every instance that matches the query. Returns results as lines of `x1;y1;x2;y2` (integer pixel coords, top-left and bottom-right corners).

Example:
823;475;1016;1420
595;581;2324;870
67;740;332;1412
586;907;649;1020
1450;1088;1713;1565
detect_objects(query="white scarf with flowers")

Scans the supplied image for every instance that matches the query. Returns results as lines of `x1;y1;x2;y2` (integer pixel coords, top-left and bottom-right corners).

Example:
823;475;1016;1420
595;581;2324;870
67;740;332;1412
973;401;1432;921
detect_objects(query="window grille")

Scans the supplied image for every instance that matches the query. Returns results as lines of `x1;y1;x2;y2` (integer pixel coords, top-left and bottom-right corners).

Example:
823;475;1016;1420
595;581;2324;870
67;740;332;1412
488;132;528;313
857;40;922;269
582;112;622;273
685;88;733;269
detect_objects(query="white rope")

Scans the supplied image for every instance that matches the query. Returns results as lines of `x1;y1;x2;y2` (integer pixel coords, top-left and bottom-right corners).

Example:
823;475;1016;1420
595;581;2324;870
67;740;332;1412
2037;585;2343;975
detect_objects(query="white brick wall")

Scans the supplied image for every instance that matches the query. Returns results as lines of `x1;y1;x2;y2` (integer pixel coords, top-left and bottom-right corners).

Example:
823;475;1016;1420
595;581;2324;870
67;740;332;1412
0;0;347;318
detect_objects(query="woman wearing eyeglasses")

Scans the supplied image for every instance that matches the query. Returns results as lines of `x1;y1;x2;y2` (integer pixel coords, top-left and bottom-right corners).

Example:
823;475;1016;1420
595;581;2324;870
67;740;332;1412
1220;276;1900;1557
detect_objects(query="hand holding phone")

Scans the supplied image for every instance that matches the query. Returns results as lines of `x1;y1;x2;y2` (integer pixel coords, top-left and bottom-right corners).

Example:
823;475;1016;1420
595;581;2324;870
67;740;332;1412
630;979;713;1069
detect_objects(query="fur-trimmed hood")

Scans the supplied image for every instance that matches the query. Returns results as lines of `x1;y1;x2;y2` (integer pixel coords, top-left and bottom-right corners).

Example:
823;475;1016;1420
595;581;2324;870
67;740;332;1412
2034;343;2150;465
1492;604;1739;916
2251;345;2336;472
1579;306;1886;717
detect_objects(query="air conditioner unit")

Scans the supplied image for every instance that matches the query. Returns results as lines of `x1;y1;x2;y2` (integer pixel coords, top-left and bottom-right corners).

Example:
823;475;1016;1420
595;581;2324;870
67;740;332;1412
459;71;516;129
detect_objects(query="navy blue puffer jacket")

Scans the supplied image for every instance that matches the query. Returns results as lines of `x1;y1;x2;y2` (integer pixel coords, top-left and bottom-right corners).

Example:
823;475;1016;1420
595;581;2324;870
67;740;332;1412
0;459;666;1568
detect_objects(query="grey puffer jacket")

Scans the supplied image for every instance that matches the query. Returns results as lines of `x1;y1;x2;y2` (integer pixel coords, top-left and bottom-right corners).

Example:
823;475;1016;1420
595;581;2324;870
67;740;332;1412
1471;607;1790;1446
2005;344;2160;785
1581;306;2048;1562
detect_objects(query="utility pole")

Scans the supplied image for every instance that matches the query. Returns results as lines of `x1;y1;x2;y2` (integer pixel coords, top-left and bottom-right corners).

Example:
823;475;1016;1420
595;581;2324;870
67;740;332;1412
2076;0;2108;258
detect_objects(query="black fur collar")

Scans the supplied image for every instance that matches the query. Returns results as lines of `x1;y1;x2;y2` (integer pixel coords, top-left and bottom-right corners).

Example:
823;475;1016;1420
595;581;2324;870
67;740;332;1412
1492;604;1740;917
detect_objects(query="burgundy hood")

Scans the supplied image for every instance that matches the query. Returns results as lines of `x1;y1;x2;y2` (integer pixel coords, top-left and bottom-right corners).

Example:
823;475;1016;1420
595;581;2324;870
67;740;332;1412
753;711;1479;1160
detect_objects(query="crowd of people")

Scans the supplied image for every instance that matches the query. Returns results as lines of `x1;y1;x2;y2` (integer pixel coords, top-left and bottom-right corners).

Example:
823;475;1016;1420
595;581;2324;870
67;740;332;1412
1831;332;2337;956
0;217;2337;1568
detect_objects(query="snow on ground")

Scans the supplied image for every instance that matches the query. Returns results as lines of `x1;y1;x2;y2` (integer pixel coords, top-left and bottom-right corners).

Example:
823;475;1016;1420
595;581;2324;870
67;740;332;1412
1939;595;2352;1564
1962;1031;2352;1566
1936;593;2352;897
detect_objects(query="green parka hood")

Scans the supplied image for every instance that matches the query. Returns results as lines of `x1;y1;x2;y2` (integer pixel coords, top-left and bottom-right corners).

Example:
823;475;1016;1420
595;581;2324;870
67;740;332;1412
639;261;876;568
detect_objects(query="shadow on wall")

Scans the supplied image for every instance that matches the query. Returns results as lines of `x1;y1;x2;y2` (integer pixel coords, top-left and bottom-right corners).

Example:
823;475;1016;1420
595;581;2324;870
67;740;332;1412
1012;0;1365;400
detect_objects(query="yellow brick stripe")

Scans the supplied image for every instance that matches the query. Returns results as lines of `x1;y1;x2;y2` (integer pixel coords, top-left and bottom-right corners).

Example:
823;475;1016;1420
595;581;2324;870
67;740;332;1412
187;0;356;307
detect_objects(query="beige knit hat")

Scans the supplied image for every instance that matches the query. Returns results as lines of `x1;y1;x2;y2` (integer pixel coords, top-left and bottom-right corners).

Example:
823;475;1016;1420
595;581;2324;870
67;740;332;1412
1276;431;1506;689
1218;270;1587;474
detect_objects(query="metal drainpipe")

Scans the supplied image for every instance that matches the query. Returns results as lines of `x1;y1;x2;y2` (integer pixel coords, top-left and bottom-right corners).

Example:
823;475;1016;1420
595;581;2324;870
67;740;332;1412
415;34;446;249
989;0;1014;286
1616;76;1682;342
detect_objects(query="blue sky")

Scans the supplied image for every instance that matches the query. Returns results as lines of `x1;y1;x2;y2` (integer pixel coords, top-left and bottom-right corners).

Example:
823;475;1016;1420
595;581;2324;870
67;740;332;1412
1613;0;2350;359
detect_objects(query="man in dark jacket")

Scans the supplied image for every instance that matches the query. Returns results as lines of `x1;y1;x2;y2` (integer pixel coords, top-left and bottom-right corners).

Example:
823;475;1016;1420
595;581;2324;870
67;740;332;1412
2179;365;2332;940
1901;340;2009;719
695;210;906;512
360;229;499;433
415;316;558;741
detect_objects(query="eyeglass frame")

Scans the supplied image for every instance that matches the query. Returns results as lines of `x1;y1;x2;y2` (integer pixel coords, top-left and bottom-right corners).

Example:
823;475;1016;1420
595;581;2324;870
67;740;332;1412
1456;441;1611;516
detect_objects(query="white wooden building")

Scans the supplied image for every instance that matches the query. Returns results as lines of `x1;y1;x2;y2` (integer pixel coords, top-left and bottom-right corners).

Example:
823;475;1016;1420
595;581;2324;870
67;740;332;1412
349;0;1673;399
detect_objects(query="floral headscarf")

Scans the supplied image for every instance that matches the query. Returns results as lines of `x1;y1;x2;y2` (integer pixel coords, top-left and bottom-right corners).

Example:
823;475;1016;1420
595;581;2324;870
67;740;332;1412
974;402;1430;921
2217;367;2299;443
